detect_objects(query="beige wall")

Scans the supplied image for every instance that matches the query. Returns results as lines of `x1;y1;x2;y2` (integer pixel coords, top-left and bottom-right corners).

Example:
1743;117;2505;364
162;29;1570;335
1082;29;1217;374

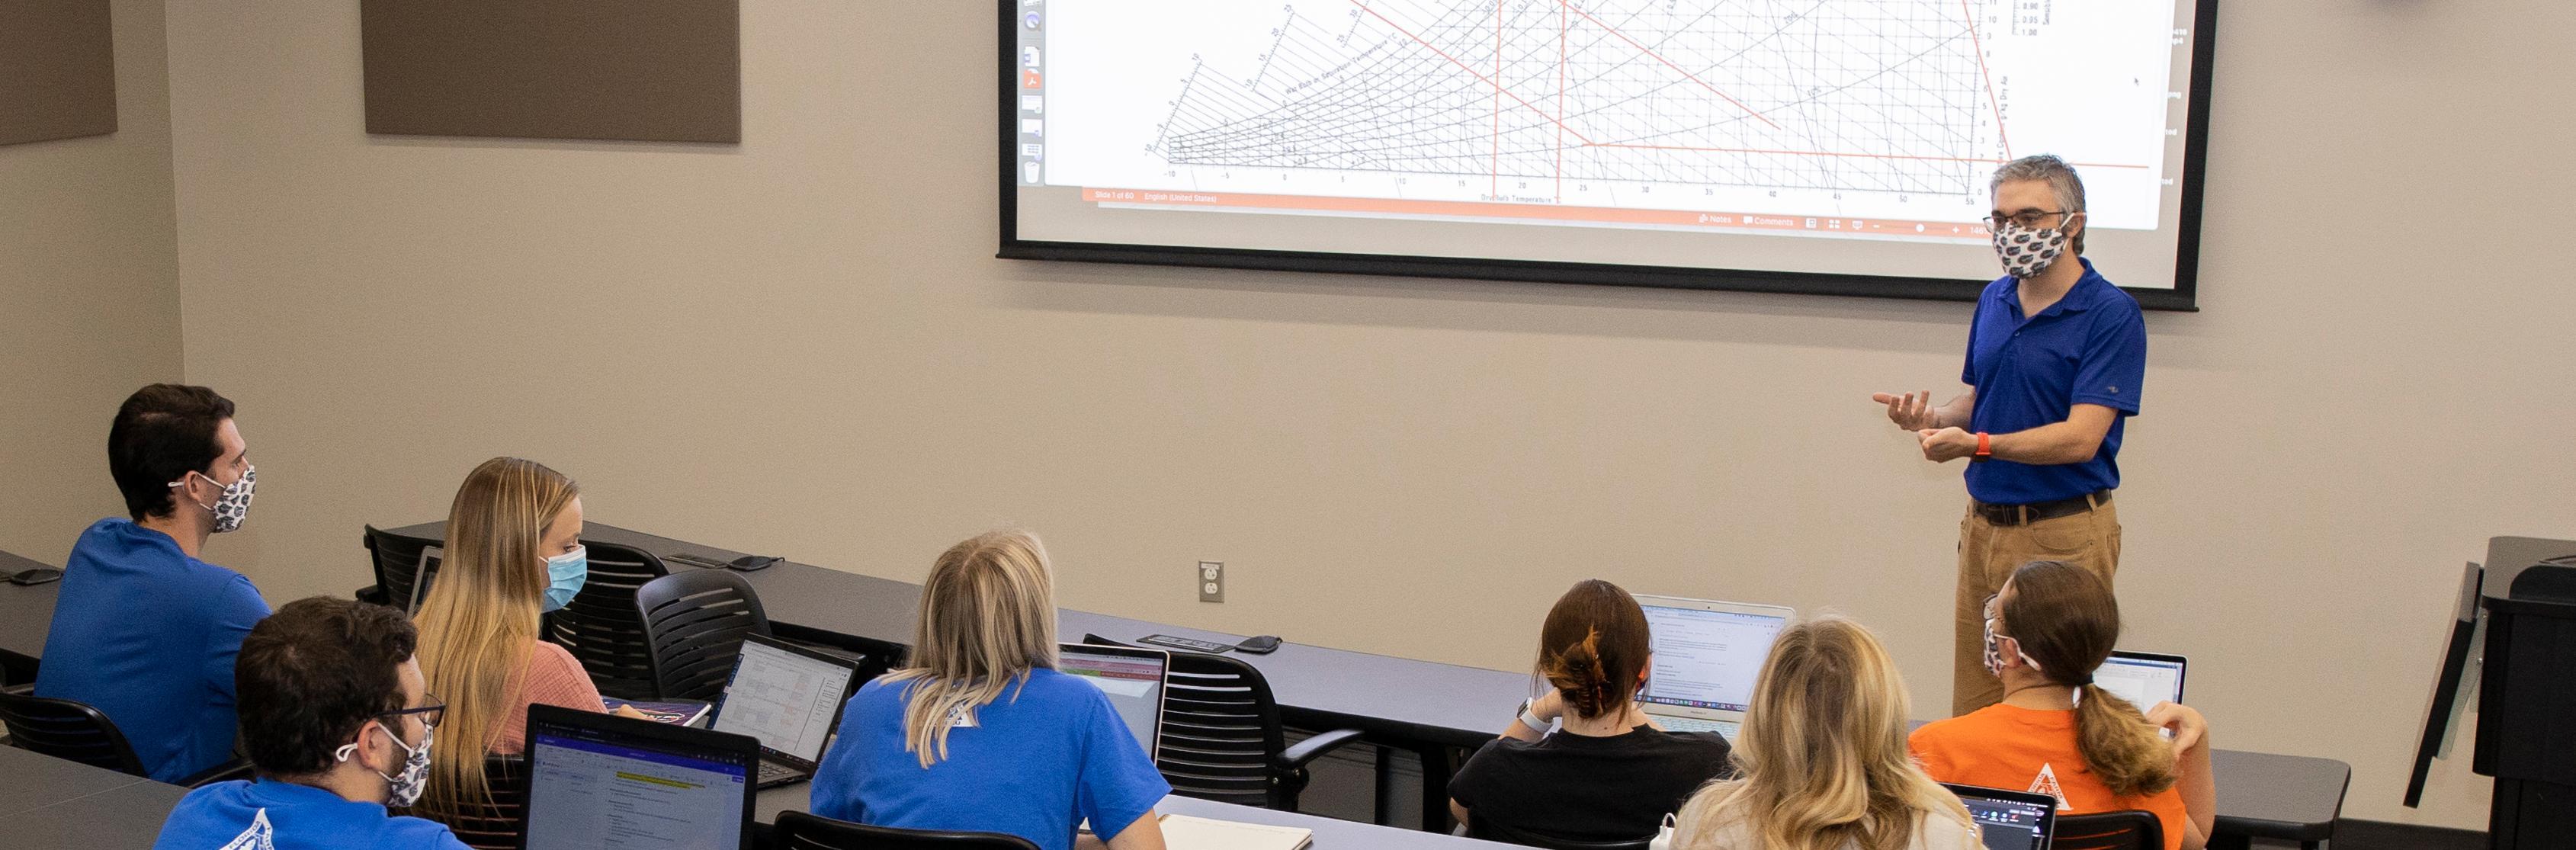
156;0;2576;829
1;0;181;563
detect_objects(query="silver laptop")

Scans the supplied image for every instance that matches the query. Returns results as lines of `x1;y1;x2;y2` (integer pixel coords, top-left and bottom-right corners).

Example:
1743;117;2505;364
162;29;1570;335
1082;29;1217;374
1631;595;1795;739
2097;650;2187;737
1058;643;1170;764
711;634;861;788
2097;650;2186;709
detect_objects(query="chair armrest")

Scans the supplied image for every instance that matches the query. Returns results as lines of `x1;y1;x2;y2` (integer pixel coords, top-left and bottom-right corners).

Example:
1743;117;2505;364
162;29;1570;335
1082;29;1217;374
176;755;255;787
1278;728;1368;770
2;682;32;695
355;585;390;607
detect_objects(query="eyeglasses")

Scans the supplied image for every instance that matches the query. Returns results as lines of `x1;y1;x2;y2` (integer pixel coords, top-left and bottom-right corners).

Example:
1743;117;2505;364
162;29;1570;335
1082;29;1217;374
2;567;63;586
1982;210;2075;230
382;694;446;730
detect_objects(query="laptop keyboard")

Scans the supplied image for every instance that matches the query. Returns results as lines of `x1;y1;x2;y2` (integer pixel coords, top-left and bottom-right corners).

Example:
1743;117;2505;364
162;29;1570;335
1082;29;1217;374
1657;717;1740;739
757;759;800;784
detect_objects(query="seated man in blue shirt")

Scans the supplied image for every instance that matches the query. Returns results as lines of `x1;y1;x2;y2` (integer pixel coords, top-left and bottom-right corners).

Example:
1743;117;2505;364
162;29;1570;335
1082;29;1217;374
153;597;466;850
36;383;271;782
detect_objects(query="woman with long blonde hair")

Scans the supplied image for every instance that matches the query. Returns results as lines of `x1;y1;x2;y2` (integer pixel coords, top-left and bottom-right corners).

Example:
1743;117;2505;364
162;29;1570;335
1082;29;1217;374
811;531;1169;850
1671;616;1981;850
409;457;638;822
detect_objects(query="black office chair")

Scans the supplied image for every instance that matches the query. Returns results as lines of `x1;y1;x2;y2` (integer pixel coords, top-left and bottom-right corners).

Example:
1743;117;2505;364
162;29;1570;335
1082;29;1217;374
421;755;531;850
361;525;444;611
543;540;669;700
2052;810;2164;850
1080;634;1366;812
774;811;1040;850
1464;818;1656;850
635;570;772;701
0;690;251;786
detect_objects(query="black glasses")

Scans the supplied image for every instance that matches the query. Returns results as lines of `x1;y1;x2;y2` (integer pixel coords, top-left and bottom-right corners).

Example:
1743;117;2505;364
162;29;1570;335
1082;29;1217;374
382;694;446;730
1983;210;2074;230
2;567;63;586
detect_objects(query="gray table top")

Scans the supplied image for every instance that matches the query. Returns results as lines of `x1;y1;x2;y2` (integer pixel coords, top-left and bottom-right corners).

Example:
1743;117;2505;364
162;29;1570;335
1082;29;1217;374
7;775;188;849
390;520;2351;839
0;549;60;667
391;521;1532;747
755;781;1514;848
0;743;153;819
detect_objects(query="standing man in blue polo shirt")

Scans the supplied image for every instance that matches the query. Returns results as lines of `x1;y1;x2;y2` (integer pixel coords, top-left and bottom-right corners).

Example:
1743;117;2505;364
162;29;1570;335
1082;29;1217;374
1870;155;2148;715
37;383;272;782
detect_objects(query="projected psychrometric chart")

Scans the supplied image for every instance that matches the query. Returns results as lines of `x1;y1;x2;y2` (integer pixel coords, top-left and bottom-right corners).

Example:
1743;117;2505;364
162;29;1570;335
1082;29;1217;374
1040;0;2181;243
1161;2;1986;197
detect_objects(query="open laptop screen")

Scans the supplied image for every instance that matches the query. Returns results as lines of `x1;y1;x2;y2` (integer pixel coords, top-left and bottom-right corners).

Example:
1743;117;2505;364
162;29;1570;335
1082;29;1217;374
713;634;859;764
1943;783;2058;850
1059;643;1169;762
522;705;757;850
1636;602;1788;714
2097;651;2187;710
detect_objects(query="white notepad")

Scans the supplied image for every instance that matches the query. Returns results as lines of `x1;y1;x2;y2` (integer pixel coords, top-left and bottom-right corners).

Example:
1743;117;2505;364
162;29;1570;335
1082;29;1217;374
1157;814;1314;850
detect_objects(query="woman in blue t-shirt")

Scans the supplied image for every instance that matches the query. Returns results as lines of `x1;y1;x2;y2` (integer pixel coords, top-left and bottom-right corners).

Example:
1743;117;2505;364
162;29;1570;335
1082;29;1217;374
811;530;1170;850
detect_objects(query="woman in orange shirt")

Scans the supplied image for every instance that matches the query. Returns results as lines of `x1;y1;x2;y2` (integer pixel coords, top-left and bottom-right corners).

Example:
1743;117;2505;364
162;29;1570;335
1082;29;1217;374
409;457;643;823
1908;560;2215;850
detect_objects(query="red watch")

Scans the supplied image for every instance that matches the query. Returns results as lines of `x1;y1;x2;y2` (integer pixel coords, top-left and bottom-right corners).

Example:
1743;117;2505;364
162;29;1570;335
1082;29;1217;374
1975;431;1993;458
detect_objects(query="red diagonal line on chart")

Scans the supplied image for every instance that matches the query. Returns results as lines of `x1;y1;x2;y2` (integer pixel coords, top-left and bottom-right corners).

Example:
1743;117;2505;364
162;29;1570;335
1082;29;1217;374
1555;0;1780;130
1586;143;2148;169
1348;0;1596;146
1491;0;1501;197
1961;0;2012;158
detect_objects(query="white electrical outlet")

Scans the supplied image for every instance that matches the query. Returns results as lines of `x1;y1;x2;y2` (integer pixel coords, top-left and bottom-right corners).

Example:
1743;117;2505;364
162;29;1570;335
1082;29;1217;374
1198;560;1224;602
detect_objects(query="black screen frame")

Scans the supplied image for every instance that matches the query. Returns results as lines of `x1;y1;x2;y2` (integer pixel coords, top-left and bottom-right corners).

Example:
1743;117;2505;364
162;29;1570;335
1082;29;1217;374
996;1;2218;311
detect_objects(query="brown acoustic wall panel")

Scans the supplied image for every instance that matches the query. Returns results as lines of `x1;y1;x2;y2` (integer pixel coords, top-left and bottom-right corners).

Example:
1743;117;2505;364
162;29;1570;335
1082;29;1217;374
0;0;118;146
361;0;740;143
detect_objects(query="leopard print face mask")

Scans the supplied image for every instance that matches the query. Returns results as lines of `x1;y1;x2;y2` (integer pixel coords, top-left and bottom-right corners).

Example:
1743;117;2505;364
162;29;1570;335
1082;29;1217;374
174;466;256;534
1991;219;2070;280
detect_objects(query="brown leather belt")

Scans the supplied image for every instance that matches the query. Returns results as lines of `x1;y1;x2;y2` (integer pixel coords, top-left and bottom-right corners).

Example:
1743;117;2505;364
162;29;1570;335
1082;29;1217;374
1972;490;2112;526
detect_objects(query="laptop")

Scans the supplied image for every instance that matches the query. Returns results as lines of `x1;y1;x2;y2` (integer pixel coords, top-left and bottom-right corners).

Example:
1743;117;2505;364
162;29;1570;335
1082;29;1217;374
1059;643;1170;763
711;633;862;789
520;704;759;850
1630;595;1795;739
2097;650;2187;710
1943;783;2058;850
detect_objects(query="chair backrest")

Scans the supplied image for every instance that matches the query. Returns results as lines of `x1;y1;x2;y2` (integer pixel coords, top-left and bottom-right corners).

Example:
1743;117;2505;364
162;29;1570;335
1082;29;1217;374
425;755;531;850
775;810;1040;850
543;540;669;700
635;569;772;701
363;525;444;613
2052;810;2164;850
1081;634;1287;809
1468;817;1656;850
0;691;147;777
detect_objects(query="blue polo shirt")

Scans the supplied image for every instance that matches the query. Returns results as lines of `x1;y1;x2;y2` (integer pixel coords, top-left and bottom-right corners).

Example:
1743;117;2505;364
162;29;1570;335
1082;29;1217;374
812;669;1170;850
35;518;270;783
1961;258;2148;505
152;779;468;850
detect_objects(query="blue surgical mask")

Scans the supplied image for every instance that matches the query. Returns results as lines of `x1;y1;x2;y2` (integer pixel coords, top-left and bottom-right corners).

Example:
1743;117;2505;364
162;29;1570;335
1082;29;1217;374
541;546;588;612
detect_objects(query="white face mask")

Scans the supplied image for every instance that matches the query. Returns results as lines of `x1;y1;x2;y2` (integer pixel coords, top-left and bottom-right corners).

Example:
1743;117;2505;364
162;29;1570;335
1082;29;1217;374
336;720;432;807
171;465;256;533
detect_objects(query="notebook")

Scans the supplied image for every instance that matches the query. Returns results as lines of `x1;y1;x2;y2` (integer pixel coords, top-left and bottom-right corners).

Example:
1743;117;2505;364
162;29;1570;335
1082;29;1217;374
1157;814;1314;850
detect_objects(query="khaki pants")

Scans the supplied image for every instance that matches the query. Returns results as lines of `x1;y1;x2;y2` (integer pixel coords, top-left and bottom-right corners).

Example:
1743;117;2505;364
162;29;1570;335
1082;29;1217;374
1952;496;2121;716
